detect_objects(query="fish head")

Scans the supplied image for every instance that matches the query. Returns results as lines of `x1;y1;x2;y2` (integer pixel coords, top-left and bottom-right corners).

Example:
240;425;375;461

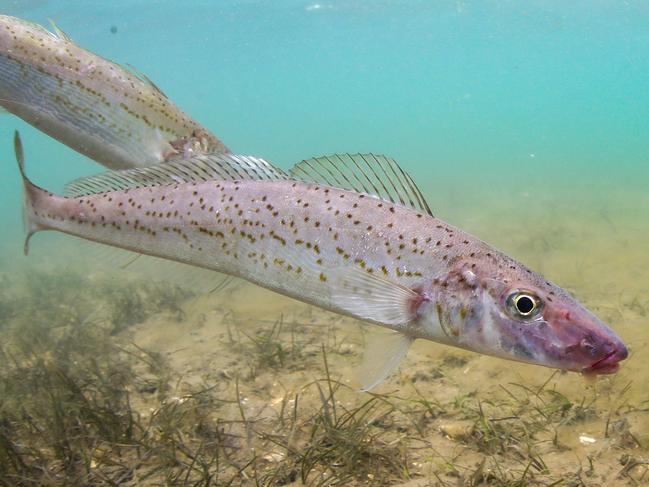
420;260;628;375
479;274;628;374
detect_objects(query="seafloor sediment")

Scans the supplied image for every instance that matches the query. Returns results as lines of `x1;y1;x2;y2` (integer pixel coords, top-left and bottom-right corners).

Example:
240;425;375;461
0;186;647;485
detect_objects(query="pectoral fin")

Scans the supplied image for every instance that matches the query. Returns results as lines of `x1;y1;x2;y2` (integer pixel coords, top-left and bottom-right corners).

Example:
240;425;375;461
358;330;414;391
329;265;422;326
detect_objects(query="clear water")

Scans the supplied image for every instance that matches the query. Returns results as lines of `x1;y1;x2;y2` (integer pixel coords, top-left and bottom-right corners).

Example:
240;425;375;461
1;1;648;484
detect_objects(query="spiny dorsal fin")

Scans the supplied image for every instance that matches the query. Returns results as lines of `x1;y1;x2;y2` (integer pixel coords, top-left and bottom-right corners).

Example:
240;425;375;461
64;153;289;197
289;153;433;216
125;63;169;99
47;19;73;42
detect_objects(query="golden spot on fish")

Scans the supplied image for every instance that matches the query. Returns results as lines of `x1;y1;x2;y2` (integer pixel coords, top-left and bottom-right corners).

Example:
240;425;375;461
319;273;327;282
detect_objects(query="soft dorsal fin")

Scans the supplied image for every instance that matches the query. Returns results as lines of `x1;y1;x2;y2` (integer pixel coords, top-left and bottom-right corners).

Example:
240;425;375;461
289;153;433;216
64;153;290;197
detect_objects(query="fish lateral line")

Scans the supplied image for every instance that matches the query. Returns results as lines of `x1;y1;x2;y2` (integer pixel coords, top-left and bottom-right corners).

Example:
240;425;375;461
12;132;629;388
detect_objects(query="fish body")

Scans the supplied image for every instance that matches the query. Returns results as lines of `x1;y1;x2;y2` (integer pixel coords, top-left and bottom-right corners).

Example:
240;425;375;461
0;15;227;169
16;142;628;387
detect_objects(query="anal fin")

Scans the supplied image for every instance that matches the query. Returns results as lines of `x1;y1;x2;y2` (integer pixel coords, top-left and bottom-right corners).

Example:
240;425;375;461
33;234;235;295
120;253;235;294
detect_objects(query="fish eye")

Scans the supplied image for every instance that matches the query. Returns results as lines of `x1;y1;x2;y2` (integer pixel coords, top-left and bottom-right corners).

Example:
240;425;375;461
506;290;543;320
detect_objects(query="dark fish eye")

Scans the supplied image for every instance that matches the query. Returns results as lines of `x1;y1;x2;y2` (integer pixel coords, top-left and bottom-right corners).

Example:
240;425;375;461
506;290;543;320
516;295;535;314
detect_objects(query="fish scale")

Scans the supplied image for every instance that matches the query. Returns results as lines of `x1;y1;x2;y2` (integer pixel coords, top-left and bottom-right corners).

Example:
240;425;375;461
0;15;227;169
15;141;628;389
31;179;452;302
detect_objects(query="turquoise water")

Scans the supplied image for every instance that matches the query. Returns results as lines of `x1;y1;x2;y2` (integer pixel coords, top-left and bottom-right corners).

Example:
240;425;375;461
1;1;649;484
3;1;649;212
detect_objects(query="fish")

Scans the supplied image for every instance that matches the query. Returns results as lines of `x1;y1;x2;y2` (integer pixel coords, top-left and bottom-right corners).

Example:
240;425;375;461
0;15;228;169
13;133;628;389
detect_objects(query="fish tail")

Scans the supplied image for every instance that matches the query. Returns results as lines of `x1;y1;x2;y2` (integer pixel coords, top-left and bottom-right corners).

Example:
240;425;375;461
13;131;49;255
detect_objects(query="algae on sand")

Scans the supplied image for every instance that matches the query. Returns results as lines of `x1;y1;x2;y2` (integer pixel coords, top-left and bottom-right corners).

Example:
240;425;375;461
1;186;649;485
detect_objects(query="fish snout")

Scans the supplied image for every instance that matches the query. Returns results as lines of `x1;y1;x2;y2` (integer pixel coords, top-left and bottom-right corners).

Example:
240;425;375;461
581;337;628;375
546;303;628;374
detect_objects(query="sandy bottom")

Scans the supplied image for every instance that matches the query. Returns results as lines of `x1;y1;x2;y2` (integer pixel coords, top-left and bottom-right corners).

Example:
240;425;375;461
1;184;648;485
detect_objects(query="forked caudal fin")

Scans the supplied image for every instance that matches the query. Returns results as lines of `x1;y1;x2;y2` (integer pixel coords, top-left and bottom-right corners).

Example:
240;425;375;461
14;131;46;255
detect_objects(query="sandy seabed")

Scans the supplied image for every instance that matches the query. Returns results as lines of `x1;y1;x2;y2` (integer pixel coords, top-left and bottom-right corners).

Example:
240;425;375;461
0;184;647;485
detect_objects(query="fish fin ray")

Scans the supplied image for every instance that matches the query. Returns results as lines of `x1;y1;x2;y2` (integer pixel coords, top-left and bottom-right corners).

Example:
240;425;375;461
289;153;433;216
64;153;289;197
330;265;420;325
47;19;73;42
119;253;236;293
358;330;413;391
14;131;45;255
283;247;420;326
124;63;169;99
36;235;236;294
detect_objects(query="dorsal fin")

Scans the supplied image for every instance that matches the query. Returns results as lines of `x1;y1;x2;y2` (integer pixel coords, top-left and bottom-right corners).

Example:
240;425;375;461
47;19;73;42
64;153;289;197
125;63;169;99
289;153;433;216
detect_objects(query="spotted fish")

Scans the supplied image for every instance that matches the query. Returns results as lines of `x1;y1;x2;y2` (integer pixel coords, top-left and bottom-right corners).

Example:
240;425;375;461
0;15;228;169
14;134;627;389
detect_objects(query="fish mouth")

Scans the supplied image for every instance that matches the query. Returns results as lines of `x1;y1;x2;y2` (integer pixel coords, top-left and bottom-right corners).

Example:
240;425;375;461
582;345;628;375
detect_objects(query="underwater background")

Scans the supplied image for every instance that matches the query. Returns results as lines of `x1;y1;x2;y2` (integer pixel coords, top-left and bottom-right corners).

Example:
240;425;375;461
1;0;648;485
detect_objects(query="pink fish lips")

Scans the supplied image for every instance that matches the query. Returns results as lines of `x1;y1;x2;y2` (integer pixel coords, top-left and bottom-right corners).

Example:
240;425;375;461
526;293;630;376
582;342;628;375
